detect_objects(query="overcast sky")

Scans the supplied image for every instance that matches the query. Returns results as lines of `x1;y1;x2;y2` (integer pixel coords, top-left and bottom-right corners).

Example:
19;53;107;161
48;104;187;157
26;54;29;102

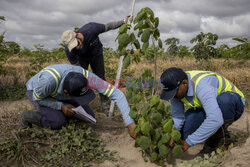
0;0;250;50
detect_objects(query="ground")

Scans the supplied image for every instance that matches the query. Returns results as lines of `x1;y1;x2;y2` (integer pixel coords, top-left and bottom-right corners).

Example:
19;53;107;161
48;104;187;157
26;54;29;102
1;97;248;166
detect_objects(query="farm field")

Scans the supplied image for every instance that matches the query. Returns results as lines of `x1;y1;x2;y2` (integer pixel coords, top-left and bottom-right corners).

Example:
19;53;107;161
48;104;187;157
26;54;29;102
0;55;249;167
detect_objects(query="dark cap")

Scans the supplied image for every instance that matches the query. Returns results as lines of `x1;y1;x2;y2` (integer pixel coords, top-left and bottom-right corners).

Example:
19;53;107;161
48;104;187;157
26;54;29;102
160;67;187;100
63;72;96;105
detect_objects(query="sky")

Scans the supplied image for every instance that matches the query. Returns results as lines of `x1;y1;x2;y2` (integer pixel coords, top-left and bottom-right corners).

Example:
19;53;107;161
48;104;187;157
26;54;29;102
0;0;250;50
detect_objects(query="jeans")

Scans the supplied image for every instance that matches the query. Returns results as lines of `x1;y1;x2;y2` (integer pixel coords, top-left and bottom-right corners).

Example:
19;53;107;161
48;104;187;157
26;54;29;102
181;92;244;140
27;90;95;130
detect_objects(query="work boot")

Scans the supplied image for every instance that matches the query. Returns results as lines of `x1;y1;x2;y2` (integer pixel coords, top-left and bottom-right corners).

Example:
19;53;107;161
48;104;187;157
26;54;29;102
197;127;223;157
197;120;234;157
19;110;42;129
99;94;110;116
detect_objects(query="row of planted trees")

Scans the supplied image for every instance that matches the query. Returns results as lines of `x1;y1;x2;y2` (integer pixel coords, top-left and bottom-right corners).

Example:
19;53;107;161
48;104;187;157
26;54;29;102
165;33;250;60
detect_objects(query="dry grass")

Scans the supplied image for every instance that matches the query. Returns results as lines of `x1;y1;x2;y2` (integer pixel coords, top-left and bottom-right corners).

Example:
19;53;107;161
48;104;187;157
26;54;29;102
0;56;249;130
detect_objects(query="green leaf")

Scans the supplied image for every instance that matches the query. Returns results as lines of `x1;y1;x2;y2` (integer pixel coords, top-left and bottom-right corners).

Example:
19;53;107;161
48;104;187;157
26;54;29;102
141;29;151;43
154;17;159;28
141;104;150;117
151;152;158;162
158;38;163;48
133;125;140;134
138;136;151;150
172;145;183;158
144;7;154;19
153;29;160;40
157;101;165;112
129;108;137;119
133;94;142;103
161;134;170;144
150;95;160;106
119;24;128;34
134;11;146;24
152;113;162;124
142;42;149;52
0;16;5;21
123;55;130;68
153;128;161;143
134;20;144;30
159;144;169;157
118;33;130;49
163;119;173;133
133;39;141;49
159;159;165;167
141;122;151;135
171;129;181;142
130;33;136;42
138;117;146;126
137;29;143;37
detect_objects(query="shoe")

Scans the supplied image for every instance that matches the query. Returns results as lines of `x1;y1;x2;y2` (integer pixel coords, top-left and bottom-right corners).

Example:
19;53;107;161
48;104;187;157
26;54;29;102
197;145;216;158
99;94;110;116
19;110;42;129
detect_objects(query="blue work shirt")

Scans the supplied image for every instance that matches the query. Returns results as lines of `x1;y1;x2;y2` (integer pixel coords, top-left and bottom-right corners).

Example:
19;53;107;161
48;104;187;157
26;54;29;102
170;74;245;146
26;64;134;126
65;22;105;64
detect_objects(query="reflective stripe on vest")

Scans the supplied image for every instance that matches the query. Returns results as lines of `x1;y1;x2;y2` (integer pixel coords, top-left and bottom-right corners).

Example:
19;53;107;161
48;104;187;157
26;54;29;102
181;71;244;108
103;84;115;97
37;68;61;98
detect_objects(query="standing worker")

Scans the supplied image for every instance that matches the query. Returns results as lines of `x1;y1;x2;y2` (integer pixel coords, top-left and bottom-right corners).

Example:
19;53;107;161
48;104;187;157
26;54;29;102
160;67;245;156
61;15;133;115
19;64;136;139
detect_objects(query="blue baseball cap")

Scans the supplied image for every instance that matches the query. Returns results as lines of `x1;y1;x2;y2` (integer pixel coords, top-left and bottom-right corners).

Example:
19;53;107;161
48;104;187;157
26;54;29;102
63;72;96;105
160;67;187;100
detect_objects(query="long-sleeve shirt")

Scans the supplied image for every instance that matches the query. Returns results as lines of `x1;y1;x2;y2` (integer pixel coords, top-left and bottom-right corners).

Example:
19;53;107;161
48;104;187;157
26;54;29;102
65;20;124;64
26;64;134;126
170;74;245;146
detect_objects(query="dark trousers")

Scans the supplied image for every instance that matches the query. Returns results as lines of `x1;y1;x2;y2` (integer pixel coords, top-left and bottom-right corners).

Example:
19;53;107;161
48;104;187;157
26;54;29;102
27;91;95;130
79;50;109;102
181;92;244;142
79;48;105;80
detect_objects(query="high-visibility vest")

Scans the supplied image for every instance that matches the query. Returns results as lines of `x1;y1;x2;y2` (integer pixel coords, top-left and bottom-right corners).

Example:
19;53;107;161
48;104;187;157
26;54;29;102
181;71;244;108
34;67;89;100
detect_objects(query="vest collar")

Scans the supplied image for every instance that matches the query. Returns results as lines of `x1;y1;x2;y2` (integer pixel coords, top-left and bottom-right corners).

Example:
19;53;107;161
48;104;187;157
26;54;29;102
186;73;194;97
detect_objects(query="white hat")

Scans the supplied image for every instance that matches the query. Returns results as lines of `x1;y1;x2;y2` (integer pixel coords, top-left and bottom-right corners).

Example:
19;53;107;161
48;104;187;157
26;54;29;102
61;30;78;52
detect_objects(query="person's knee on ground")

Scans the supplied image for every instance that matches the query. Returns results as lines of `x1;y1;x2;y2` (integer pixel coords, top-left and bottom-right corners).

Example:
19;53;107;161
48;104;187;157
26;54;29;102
19;110;42;129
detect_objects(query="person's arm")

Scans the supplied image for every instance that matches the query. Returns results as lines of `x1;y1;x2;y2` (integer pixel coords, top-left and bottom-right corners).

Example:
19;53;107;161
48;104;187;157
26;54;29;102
32;73;63;110
170;98;185;131
185;77;224;146
104;15;133;32
86;71;134;126
105;20;124;32
65;47;80;65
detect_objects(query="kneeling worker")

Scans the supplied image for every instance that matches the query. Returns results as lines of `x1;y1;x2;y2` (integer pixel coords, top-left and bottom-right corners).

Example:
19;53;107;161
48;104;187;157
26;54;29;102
160;67;245;155
19;64;136;139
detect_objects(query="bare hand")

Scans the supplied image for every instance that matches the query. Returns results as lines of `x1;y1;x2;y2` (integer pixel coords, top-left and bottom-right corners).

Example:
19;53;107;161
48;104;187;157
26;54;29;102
125;15;133;23
61;103;76;117
169;137;175;147
127;122;137;139
183;140;191;152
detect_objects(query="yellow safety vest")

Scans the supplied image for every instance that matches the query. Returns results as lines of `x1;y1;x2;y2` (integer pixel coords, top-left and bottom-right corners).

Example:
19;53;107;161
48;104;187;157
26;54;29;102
181;70;244;108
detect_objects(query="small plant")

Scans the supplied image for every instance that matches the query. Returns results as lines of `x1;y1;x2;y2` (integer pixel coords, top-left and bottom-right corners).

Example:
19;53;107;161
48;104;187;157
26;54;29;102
0;120;116;166
126;70;183;166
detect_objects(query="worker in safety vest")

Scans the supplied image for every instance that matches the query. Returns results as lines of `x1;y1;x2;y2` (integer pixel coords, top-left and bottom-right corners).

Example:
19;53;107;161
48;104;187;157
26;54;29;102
61;15;133;115
19;64;136;139
160;67;245;156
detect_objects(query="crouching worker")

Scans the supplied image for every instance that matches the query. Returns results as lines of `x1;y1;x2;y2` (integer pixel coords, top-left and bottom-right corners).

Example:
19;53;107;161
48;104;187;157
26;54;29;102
19;64;136;139
160;67;245;156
